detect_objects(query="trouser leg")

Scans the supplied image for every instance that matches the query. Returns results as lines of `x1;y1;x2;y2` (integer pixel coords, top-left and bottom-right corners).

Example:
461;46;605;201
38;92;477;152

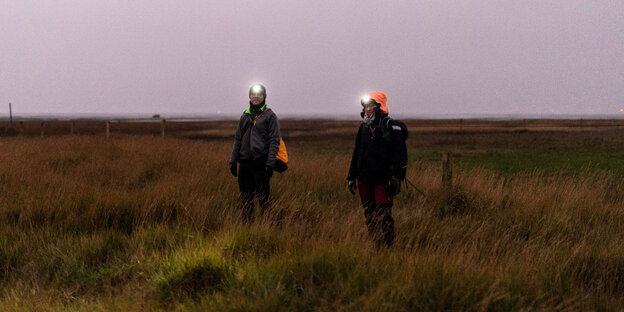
360;181;396;247
359;181;379;238
377;203;395;247
363;200;377;236
238;161;255;223
255;169;271;215
374;183;395;247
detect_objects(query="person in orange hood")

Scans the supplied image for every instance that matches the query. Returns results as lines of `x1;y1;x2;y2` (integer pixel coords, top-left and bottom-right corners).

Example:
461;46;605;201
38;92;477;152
347;91;408;247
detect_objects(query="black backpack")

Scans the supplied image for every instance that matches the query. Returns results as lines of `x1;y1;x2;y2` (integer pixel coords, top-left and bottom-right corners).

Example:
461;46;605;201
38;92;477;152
381;116;408;142
381;116;408;179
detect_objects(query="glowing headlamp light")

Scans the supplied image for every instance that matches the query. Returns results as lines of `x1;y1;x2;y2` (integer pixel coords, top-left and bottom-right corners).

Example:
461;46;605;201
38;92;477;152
361;95;374;107
251;85;263;94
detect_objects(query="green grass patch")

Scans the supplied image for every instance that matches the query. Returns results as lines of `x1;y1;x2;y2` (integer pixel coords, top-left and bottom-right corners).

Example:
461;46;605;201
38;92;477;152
455;149;624;176
156;251;234;305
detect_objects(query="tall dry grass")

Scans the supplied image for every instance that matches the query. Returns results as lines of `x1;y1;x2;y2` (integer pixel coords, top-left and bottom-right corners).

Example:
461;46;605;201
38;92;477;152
0;133;623;310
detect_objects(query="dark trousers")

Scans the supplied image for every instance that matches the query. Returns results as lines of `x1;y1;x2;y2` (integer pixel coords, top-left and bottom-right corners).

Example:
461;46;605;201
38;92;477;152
238;159;270;222
358;181;395;246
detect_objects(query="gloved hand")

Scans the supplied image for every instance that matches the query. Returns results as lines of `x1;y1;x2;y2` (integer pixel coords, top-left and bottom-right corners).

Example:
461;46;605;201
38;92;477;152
387;178;400;196
348;179;357;195
397;167;407;180
392;166;407;180
229;163;237;177
265;166;274;179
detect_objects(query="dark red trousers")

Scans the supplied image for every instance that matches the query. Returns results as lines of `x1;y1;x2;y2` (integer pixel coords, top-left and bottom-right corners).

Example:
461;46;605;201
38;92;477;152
357;181;395;246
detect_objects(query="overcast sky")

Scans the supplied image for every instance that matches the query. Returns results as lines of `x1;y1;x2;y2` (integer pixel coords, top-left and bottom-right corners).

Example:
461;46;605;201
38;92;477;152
1;1;623;117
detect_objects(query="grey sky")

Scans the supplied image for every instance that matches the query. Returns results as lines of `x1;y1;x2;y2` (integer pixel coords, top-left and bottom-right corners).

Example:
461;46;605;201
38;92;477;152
2;1;623;117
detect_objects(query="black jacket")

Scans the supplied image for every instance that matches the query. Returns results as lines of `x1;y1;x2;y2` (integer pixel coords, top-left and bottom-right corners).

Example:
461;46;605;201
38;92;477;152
348;115;407;184
230;103;281;168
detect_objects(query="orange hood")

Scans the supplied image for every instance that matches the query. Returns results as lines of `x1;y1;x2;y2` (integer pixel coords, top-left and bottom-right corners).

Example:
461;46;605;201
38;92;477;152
367;91;388;114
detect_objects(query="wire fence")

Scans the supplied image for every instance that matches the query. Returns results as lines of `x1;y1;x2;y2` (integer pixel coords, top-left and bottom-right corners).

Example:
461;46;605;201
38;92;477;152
0;119;238;138
1;118;623;138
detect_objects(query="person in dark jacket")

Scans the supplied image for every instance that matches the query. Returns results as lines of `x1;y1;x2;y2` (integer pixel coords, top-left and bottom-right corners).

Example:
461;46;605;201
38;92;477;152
229;84;281;223
347;91;407;247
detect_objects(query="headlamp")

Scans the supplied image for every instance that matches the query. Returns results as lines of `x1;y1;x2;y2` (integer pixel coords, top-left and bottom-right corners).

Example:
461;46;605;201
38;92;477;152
251;85;263;94
361;96;374;107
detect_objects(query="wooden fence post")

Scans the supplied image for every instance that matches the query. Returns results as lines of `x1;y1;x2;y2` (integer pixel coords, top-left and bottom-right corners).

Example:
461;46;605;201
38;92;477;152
161;119;166;138
442;152;453;194
19;121;23;136
70;122;74;135
40;122;44;137
106;121;110;139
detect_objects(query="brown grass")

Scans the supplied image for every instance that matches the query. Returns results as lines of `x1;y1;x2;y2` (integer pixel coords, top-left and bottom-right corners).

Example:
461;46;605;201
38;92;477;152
0;120;624;310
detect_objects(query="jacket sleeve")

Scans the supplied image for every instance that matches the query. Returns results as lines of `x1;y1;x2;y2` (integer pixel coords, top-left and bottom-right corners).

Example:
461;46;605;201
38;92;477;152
388;120;407;179
347;126;362;180
265;112;281;168
229;115;244;164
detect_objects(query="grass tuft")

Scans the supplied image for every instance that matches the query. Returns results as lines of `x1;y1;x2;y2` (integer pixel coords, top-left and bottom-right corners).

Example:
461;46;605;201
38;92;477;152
219;227;285;260
566;252;624;294
428;188;474;218
157;254;234;304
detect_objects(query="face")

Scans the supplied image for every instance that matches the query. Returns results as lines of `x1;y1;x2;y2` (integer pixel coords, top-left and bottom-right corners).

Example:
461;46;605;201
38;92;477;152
363;104;376;117
250;92;265;106
361;96;377;117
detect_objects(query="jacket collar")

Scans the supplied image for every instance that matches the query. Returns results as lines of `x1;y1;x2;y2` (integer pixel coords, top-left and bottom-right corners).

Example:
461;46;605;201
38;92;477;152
367;113;388;127
245;103;268;114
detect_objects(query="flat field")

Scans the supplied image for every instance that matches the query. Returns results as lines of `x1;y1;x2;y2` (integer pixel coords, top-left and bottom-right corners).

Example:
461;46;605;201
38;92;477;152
1;119;624;311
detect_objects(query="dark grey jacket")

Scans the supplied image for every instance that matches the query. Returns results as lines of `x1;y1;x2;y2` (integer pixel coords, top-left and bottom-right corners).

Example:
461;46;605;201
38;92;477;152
229;105;281;168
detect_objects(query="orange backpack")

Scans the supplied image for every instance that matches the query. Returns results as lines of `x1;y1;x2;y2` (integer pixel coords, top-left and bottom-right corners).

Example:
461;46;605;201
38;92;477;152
245;108;288;173
275;138;288;173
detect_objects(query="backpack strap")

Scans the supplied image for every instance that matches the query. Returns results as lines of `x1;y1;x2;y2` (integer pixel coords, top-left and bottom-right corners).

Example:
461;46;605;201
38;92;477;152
381;116;393;141
384;116;393;130
242;108;269;137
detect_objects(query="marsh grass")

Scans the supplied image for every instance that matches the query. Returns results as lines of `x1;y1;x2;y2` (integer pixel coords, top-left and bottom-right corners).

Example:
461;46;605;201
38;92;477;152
1;122;624;310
